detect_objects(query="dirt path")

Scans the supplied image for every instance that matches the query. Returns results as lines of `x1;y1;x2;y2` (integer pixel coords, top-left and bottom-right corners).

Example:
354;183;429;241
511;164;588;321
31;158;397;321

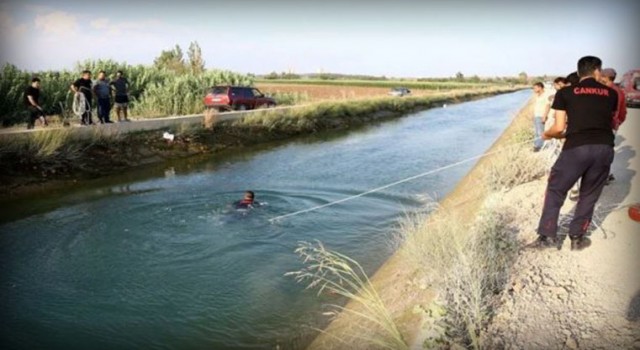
483;109;640;349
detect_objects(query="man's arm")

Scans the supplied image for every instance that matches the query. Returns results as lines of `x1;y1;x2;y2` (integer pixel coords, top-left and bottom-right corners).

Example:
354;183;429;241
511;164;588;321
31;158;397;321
619;92;627;127
543;110;567;139
542;98;551;123
70;82;79;93
27;95;41;110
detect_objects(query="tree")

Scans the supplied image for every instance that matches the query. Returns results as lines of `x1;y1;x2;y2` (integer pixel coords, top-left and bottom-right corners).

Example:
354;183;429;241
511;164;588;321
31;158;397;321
187;41;205;75
455;71;464;81
518;71;528;84
265;71;279;79
154;45;185;73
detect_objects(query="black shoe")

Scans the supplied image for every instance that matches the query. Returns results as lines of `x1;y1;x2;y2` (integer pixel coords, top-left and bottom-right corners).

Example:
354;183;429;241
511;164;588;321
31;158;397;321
528;235;559;250
606;174;615;185
533;147;541;153
570;236;591;251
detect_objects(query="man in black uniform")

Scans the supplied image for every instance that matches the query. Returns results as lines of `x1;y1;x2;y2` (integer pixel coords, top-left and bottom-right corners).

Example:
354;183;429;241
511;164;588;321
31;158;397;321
24;77;47;129
71;70;93;125
533;56;617;251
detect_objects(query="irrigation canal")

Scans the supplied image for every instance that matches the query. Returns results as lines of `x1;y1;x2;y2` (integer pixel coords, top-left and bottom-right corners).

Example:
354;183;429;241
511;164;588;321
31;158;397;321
0;90;529;349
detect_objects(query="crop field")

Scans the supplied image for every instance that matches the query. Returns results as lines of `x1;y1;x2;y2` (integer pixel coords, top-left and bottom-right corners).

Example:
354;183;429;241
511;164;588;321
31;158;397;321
255;78;501;90
257;83;411;102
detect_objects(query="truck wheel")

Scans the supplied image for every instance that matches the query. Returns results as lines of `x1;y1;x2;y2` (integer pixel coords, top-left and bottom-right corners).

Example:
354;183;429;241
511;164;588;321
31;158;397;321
236;104;247;111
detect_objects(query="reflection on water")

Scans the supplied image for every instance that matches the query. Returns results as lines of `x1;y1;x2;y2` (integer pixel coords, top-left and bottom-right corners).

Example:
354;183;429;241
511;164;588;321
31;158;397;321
0;90;528;349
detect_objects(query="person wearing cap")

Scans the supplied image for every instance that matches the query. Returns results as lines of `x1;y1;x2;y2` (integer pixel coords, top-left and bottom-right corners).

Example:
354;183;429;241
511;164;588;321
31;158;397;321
533;56;618;251
599;68;626;132
599;68;627;184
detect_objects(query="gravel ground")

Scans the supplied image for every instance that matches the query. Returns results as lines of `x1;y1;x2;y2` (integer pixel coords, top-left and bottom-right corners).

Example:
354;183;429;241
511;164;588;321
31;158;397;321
482;109;640;350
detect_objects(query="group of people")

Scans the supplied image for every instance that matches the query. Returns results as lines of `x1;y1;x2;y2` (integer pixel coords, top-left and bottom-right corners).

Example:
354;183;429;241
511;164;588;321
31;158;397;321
23;70;132;129
531;55;627;251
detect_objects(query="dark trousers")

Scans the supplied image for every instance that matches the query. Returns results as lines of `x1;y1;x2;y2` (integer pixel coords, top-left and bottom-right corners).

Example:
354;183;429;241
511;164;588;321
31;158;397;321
81;99;93;125
97;98;111;123
27;106;43;129
538;144;614;238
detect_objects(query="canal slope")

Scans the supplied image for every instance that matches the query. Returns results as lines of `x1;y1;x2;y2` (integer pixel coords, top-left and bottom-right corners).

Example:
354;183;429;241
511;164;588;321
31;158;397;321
308;96;536;349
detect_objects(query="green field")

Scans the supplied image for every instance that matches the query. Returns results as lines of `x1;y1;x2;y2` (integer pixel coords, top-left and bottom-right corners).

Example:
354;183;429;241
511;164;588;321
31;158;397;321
255;78;506;90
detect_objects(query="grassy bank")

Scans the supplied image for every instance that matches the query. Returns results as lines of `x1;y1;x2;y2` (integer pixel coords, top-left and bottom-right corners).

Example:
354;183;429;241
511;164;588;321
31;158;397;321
303;97;552;349
0;86;521;199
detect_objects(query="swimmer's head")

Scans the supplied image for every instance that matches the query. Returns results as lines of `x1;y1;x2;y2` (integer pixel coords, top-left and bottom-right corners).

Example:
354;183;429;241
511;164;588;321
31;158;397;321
244;191;255;202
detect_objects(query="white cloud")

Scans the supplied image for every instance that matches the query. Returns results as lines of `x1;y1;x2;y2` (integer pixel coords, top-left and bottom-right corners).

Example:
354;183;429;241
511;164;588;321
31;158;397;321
90;18;110;30
34;11;78;35
0;11;29;67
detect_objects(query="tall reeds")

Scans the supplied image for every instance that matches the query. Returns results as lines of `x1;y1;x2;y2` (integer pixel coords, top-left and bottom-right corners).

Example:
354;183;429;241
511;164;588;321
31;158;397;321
0;60;253;125
286;241;409;350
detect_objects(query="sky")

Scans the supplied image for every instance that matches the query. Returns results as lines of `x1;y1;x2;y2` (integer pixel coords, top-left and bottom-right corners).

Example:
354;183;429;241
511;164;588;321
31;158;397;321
0;0;638;78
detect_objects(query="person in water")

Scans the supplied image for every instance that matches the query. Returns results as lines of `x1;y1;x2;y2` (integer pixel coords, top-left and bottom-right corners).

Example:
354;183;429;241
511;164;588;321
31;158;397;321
234;191;258;210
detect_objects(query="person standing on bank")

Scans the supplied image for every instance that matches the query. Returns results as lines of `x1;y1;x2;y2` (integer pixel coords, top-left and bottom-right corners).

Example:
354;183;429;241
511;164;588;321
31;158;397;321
93;70;113;124
71;70;94;125
24;77;48;129
599;68;627;133
533;56;618;251
600;68;627;184
532;82;551;152
110;70;130;122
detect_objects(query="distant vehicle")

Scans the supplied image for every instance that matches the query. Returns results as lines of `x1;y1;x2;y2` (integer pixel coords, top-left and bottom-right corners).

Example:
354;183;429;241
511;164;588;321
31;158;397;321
389;87;411;97
619;69;640;108
204;86;276;111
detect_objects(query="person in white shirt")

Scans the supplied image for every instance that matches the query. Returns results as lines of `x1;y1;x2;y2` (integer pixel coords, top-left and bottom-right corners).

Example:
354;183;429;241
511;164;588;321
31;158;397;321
532;82;551;152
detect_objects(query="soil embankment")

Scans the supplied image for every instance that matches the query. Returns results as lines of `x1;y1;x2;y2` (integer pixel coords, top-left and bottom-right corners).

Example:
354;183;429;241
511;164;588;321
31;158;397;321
481;109;640;349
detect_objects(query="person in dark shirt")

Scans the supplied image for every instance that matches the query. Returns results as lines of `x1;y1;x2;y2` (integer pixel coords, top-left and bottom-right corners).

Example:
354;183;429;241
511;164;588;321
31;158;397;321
234;191;258;210
71;70;94;125
110;70;131;122
533;56;618;251
553;77;568;90
565;71;580;86
24;77;47;129
93;70;112;124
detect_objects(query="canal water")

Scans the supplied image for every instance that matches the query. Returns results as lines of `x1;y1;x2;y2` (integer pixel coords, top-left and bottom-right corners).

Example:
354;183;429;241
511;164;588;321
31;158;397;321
0;90;529;349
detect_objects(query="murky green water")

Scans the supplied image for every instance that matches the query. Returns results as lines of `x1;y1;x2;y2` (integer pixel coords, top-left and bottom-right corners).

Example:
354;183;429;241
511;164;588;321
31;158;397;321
0;90;528;349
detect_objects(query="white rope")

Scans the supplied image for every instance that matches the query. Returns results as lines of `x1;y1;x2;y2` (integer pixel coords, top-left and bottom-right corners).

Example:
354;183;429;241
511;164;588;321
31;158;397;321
72;91;90;118
269;137;535;222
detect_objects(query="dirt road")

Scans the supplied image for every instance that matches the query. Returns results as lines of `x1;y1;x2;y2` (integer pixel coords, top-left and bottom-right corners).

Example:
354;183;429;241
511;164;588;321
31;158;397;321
483;108;640;349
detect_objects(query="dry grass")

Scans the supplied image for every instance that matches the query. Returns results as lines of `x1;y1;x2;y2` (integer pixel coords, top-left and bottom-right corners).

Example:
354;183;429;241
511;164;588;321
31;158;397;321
440;199;519;348
483;126;548;191
286;241;409;350
0;127;122;165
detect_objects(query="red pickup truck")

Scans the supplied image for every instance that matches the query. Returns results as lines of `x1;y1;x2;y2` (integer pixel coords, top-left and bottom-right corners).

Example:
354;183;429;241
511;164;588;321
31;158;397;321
619;69;640;108
204;86;276;111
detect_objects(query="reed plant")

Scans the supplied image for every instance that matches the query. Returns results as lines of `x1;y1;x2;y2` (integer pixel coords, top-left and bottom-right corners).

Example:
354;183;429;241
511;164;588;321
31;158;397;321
0;61;253;125
286;241;409;350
